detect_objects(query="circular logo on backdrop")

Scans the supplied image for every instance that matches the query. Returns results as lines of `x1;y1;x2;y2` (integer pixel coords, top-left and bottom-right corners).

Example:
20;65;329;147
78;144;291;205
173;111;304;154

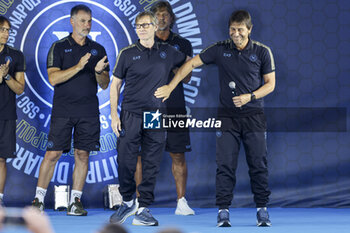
11;0;134;185
9;0;204;188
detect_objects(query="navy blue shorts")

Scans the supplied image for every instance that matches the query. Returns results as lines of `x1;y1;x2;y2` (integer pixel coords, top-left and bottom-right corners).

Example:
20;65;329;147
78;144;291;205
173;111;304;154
0;120;16;158
165;129;191;153
46;117;100;153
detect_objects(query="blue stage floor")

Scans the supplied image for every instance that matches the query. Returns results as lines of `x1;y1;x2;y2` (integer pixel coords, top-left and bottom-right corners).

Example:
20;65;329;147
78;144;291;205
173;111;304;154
3;208;350;233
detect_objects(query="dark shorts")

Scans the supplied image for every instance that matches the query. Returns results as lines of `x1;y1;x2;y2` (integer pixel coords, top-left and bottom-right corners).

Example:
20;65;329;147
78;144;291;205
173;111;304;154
0;120;16;158
165;129;191;153
47;117;100;153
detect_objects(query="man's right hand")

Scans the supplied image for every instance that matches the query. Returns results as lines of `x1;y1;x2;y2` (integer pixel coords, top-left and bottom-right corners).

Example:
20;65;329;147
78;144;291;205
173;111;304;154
77;53;91;71
111;116;122;137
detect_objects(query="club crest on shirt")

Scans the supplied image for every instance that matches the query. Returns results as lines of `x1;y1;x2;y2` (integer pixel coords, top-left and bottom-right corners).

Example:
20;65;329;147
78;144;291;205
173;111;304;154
160;51;167;59
249;54;258;62
91;49;98;56
47;141;54;148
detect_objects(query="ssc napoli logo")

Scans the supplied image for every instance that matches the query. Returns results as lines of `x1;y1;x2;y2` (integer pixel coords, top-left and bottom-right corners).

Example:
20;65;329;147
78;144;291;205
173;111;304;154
91;49;98;56
13;0;134;185
216;130;222;138
5;56;12;63
9;0;204;187
47;141;54;148
249;54;258;62
160;51;167;59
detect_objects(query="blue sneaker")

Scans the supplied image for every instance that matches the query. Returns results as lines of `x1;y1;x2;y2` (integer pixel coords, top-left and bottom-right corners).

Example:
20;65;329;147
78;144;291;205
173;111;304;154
257;208;271;227
110;200;137;224
217;209;231;227
132;208;159;226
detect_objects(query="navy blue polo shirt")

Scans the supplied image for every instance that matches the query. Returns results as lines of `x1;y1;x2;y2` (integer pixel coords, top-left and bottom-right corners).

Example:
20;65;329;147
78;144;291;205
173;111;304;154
113;40;186;115
200;39;275;116
47;34;110;118
155;31;192;111
0;45;26;120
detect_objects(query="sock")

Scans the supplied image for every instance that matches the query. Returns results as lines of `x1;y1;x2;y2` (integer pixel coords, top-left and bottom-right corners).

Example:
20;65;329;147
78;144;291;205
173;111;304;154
123;199;134;208
35;187;47;203
257;207;267;212
137;207;145;214
0;193;3;201
70;190;82;205
218;209;229;213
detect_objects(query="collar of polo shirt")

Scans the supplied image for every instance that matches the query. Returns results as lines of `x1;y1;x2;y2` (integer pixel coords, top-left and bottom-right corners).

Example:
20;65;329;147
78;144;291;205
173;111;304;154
67;33;92;46
230;38;253;51
136;40;159;51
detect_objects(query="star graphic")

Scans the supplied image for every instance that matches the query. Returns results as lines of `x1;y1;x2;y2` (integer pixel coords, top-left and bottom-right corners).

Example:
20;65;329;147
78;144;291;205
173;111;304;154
151;109;162;122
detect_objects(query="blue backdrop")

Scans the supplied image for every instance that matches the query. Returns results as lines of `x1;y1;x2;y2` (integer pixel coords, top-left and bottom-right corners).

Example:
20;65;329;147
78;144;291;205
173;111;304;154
3;0;350;208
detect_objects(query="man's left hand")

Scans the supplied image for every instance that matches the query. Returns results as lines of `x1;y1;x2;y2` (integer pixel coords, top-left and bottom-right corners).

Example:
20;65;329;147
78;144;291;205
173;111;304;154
0;59;10;83
233;93;251;107
154;85;172;102
95;56;109;74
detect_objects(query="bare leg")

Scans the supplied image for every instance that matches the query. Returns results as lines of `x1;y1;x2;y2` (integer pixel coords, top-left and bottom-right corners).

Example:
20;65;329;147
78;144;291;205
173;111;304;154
37;151;63;189
170;152;187;199
72;149;90;191
0;158;7;194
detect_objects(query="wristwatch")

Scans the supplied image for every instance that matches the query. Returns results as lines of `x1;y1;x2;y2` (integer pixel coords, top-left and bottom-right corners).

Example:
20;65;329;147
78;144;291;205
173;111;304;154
250;92;256;101
4;74;11;81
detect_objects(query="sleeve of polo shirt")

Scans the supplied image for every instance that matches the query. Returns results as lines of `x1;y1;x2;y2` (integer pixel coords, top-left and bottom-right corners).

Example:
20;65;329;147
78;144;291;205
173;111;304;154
47;42;61;69
173;49;186;68
181;39;193;57
15;51;26;72
199;43;218;65
112;50;127;79
260;47;275;75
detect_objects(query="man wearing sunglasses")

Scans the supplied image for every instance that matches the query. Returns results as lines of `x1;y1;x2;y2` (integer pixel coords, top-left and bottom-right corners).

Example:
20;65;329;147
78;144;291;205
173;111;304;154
109;11;188;226
0;16;26;206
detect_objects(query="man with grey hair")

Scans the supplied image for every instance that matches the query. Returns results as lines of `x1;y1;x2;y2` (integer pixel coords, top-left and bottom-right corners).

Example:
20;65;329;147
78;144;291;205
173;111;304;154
133;0;195;216
109;11;188;226
32;4;110;216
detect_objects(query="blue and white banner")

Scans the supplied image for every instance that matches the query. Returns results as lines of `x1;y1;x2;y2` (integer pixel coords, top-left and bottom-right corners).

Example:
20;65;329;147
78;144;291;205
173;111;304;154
3;0;350;208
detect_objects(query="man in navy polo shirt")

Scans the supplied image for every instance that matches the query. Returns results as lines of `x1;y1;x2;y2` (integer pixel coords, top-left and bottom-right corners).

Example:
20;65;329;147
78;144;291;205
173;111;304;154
155;10;275;227
133;0;195;216
109;11;187;226
32;4;110;216
0;16;26;205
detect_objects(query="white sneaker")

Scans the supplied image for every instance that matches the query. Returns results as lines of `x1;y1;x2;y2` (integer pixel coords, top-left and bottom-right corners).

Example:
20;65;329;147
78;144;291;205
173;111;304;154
175;197;195;215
